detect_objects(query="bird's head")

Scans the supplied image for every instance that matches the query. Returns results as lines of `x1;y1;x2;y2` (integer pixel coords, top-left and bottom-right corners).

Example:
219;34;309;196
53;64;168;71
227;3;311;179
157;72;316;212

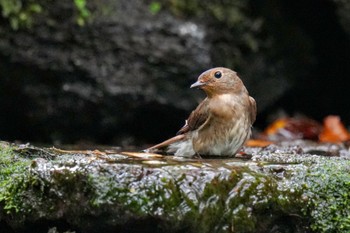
190;67;245;97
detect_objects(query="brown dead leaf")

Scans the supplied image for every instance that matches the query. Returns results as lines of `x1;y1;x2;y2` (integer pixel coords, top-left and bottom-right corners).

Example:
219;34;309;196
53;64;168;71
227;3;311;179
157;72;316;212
264;117;322;141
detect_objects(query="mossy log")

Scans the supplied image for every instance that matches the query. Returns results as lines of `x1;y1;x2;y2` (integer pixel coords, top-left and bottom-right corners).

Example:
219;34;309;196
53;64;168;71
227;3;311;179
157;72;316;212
1;141;350;232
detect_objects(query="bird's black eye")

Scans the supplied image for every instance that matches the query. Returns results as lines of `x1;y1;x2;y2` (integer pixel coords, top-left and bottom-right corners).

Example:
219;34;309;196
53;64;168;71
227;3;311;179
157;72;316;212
214;71;222;78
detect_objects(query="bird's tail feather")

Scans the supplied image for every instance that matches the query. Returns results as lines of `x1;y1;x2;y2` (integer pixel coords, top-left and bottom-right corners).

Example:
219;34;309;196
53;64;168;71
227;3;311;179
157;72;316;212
143;134;186;153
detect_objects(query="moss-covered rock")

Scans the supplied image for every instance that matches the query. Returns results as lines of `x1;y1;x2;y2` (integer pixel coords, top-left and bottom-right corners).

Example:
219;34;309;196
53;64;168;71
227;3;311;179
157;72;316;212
303;159;350;232
1;141;350;232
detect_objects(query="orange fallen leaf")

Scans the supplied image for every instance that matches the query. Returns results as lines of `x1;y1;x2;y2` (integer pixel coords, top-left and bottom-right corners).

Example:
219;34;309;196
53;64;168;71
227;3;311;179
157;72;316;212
264;118;288;136
319;115;350;142
245;139;273;147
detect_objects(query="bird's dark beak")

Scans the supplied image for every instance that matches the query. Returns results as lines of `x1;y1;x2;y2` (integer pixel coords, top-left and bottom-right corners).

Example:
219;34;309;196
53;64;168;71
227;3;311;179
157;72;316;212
190;80;206;88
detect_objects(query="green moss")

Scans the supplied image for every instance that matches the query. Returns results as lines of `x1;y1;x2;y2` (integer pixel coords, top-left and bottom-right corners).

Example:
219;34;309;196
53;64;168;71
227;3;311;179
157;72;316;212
304;159;350;232
0;143;31;213
254;153;350;232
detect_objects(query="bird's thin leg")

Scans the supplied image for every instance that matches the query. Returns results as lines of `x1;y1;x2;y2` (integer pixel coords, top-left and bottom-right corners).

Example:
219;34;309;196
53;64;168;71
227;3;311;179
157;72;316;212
193;153;202;159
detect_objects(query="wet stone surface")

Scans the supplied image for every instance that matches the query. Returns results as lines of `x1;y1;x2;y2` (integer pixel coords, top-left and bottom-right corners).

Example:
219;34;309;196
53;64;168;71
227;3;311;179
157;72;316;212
1;141;350;233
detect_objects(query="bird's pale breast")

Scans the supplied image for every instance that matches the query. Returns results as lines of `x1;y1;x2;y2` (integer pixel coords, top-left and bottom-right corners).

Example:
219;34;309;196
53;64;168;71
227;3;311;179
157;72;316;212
192;93;252;156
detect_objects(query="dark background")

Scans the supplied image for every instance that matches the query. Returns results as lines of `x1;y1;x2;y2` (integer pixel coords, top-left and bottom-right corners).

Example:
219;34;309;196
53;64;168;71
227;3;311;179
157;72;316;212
0;0;349;146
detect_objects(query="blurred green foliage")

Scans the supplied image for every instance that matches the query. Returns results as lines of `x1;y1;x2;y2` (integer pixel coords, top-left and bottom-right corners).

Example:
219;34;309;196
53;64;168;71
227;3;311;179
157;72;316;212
149;1;162;15
0;0;91;29
0;0;42;30
74;0;90;26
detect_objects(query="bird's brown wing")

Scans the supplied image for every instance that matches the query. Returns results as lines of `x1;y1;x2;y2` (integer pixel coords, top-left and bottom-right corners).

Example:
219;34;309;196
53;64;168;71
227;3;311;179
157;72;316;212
249;96;257;124
144;98;210;153
177;98;210;135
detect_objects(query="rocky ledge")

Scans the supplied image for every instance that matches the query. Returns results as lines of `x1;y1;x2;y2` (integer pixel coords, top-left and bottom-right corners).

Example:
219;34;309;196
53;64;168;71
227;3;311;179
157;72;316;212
1;141;350;233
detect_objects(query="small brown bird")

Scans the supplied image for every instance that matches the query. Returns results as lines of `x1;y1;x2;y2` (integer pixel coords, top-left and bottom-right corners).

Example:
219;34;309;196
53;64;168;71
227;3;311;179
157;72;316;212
145;67;256;157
